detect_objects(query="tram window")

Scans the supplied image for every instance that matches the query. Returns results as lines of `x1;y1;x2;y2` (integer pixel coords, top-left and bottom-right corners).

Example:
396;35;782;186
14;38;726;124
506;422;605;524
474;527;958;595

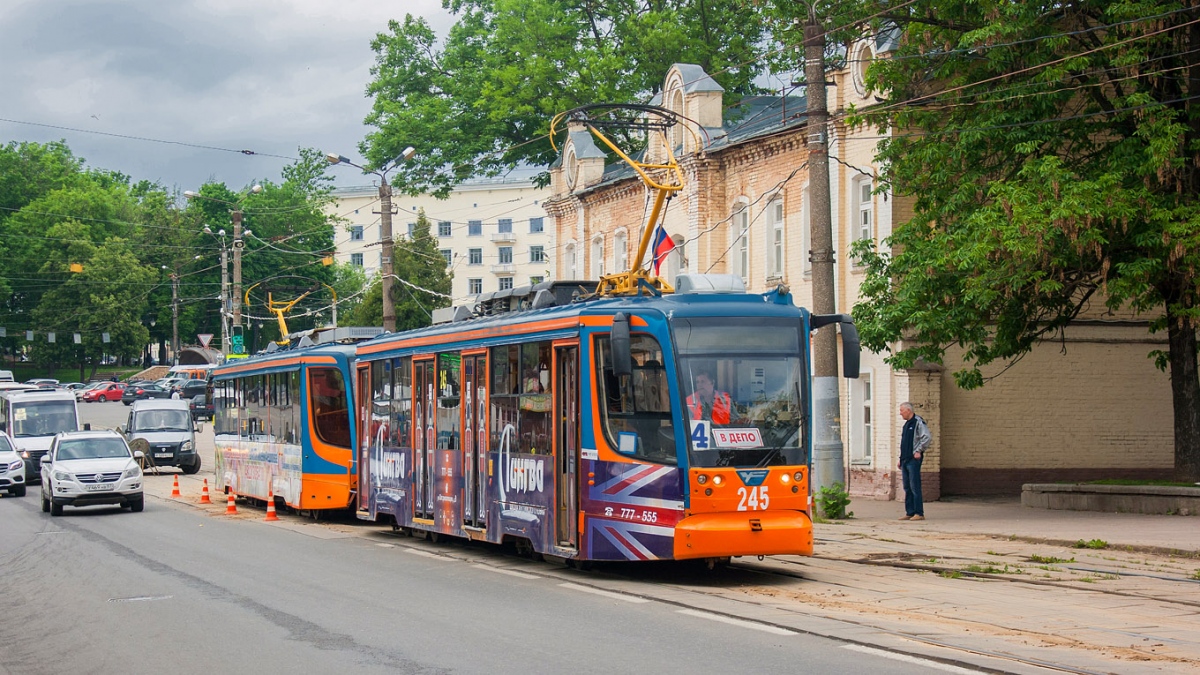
370;360;388;446
391;357;411;447
595;334;675;464
310;367;351;448
437;353;461;450
519;342;552;454
288;371;301;444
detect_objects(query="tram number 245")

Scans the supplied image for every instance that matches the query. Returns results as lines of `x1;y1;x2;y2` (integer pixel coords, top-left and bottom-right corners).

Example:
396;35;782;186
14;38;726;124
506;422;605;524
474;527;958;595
737;485;769;511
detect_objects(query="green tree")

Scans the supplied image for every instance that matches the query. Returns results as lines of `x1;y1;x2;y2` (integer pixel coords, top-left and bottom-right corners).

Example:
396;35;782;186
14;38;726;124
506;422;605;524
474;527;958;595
345;210;451;329
848;1;1200;480
362;0;771;196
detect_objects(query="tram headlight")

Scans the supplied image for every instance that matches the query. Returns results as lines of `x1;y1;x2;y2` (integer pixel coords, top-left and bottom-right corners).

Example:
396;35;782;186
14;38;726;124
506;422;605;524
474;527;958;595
704;488;713;496
780;473;791;484
696;474;708;485
793;471;804;482
712;475;724;486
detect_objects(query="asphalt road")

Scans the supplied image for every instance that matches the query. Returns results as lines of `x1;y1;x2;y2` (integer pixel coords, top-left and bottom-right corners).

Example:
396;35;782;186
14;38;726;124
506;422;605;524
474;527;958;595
0;401;947;675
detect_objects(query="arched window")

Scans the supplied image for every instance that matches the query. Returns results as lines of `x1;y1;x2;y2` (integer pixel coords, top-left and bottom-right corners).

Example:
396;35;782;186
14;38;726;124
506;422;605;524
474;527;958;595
665;233;683;283
731;203;749;281
590;236;605;278
613;230;628;273
565;242;577;279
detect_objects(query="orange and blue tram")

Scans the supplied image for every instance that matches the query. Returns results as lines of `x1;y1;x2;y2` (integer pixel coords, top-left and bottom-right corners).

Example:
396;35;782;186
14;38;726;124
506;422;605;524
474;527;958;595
353;275;859;562
211;341;358;511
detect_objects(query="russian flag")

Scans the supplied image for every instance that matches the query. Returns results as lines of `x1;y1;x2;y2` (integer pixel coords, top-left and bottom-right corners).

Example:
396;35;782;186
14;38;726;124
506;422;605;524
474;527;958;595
651;225;673;276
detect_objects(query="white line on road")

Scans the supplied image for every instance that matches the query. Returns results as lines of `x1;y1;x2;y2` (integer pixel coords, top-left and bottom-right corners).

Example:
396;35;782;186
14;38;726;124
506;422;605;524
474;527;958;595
404;548;444;559
841;644;982;673
108;595;173;603
559;582;649;603
474;564;540;580
676;609;796;636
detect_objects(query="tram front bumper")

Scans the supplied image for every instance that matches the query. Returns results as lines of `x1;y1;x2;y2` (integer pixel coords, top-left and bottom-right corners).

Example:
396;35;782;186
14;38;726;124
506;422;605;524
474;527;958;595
673;510;813;560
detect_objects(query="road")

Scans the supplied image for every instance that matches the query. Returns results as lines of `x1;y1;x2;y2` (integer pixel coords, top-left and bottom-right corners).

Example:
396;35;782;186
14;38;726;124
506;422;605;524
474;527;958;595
0;401;952;675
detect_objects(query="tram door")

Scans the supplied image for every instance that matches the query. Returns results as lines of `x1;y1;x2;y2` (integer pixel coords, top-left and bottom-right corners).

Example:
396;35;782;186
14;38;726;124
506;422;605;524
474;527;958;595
356;365;371;517
555;344;579;548
413;359;435;521
461;352;487;529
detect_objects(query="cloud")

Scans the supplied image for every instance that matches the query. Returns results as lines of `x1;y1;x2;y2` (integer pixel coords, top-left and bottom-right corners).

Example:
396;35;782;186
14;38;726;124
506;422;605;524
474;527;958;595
0;0;453;191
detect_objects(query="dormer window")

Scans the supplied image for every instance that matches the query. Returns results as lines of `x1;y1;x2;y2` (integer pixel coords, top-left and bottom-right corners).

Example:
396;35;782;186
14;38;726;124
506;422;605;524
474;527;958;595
853;42;874;97
564;145;578;189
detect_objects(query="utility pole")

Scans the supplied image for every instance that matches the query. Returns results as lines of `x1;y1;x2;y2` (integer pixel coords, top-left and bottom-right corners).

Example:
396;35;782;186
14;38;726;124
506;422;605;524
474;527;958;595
805;13;845;493
377;177;396;333
171;271;180;366
220;245;230;356
232;209;245;336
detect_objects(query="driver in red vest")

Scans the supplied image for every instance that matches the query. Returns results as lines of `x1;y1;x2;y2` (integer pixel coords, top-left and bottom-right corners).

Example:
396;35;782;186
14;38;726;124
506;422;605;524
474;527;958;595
687;370;732;425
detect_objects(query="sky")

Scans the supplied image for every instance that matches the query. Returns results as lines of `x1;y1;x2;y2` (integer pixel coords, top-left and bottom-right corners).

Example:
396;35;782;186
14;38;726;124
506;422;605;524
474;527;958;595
0;0;455;193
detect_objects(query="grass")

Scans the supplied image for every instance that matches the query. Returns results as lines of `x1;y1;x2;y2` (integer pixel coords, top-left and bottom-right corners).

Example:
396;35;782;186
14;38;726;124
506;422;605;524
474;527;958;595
940;570;962;579
1084;478;1198;488
1029;554;1075;564
1190;569;1200;581
964;563;1024;575
1074;538;1109;550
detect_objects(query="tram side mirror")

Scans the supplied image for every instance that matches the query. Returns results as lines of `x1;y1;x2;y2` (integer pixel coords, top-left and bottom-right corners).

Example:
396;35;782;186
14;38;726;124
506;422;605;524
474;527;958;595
811;313;860;379
611;313;632;378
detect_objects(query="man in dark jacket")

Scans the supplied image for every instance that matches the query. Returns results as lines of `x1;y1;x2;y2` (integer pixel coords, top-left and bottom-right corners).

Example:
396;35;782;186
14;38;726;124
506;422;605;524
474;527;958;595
897;402;931;520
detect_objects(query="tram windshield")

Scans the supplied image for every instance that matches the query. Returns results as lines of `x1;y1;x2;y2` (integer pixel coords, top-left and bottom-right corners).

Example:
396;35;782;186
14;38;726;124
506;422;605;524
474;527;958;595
674;319;805;468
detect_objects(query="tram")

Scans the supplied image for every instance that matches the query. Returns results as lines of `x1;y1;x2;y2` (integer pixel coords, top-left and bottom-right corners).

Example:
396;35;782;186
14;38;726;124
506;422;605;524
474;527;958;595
354;275;859;562
210;335;362;511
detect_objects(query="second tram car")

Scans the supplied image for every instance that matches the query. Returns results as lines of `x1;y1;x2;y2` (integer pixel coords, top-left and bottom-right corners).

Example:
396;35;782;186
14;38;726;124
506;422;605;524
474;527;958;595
354;275;858;563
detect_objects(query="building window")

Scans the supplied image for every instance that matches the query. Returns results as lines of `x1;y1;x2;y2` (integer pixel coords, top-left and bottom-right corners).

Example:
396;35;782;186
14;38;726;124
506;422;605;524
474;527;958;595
498;246;513;264
350;225;364;241
468;220;482;236
613;231;627;273
731;204;748;281
469;248;482;265
498;218;512;234
590;237;604;277
350;253;363;267
530;245;545;263
767;198;784;277
857;179;873;242
440;249;453;266
849;369;873;463
530;276;543;285
565;243;577;278
498;277;513;291
438;221;452;237
408;222;416;237
529;217;544;233
468;278;482;295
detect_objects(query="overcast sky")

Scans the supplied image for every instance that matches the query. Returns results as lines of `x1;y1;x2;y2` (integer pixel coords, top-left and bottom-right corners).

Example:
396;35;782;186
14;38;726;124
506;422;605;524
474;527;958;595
0;0;454;193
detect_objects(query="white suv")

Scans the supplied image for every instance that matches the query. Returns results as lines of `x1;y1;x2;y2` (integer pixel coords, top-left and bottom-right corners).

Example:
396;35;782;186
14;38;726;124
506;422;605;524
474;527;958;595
40;430;145;515
0;432;25;497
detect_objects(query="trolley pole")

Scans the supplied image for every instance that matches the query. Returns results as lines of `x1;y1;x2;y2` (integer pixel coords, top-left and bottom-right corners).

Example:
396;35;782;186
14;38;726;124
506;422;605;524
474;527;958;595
805;15;845;496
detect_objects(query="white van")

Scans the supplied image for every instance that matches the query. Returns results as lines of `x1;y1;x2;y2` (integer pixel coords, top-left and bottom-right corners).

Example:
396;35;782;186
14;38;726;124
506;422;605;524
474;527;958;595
0;389;80;483
122;399;200;474
0;370;14;382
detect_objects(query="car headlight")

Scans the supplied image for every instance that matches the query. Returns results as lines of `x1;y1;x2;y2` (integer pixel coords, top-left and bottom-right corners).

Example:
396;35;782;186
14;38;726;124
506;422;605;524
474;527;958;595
122;464;141;480
53;470;73;482
10;460;24;472
182;440;194;454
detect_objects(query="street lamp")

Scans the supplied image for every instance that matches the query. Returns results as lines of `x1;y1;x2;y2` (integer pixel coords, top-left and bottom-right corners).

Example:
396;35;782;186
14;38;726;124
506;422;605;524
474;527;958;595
325;147;416;333
184;184;263;354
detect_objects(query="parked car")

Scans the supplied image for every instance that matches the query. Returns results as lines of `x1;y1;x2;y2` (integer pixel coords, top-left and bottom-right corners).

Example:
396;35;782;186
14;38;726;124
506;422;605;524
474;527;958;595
0;432;26;497
121;383;171;405
172;379;209;401
121;399;200;474
189;394;214;422
81;382;125;402
25;378;59;388
40;430;144;515
75;382;104;401
60;382;87;392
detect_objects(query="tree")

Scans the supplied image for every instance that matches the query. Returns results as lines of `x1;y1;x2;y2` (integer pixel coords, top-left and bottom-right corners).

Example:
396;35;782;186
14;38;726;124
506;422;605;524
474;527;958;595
848;1;1200;480
345;210;451;329
362;0;772;196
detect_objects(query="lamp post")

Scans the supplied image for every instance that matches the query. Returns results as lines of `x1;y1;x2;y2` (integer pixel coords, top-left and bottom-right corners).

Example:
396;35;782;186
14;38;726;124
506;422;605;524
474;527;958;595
325;147;415;333
185;184;262;354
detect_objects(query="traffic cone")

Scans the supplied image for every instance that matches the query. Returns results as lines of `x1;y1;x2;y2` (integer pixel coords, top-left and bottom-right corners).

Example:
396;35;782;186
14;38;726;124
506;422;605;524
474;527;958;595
264;491;279;522
170;475;181;498
225;491;237;515
199;479;212;504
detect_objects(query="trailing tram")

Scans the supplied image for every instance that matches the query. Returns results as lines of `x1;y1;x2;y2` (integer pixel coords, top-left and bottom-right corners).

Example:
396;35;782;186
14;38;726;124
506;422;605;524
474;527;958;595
210;332;369;511
354;274;859;563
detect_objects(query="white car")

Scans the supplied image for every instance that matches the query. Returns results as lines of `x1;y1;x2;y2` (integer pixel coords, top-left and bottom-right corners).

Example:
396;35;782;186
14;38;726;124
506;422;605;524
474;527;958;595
0;432;25;497
40;430;145;515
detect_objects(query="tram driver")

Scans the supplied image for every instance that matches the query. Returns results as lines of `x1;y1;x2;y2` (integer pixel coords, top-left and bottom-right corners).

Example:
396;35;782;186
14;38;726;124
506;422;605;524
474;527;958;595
687;369;733;425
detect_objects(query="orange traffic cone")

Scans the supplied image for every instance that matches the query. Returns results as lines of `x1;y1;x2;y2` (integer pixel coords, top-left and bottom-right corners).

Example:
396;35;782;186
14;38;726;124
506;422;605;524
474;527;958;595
170;474;181;498
264;491;279;522
225;491;238;515
199;479;212;504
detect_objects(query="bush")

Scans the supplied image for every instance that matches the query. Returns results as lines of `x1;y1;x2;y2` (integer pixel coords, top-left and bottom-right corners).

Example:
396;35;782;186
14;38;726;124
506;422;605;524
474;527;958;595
816;482;853;520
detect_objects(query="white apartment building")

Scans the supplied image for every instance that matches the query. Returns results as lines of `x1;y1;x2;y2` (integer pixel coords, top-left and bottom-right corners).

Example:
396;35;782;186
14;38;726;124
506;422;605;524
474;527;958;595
328;172;555;304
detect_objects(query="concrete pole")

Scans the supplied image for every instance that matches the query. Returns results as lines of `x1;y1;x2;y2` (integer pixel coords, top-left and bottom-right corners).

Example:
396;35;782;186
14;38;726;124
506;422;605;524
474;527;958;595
220;245;230;356
232;209;245;334
378;177;396;333
805;17;845;494
171;272;180;365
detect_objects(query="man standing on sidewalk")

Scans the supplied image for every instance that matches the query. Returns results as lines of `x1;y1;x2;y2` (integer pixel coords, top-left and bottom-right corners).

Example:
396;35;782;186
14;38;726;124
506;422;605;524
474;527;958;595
898;402;931;521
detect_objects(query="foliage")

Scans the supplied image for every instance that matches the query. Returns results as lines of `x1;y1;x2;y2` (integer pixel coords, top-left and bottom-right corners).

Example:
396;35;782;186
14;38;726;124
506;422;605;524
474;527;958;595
815;481;854;519
1074;539;1109;550
362;0;772;196
846;0;1200;480
344;209;451;330
1028;554;1075;564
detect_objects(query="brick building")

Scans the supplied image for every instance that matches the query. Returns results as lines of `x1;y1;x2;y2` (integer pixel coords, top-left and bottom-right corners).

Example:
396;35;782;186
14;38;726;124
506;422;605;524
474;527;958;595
543;46;1175;499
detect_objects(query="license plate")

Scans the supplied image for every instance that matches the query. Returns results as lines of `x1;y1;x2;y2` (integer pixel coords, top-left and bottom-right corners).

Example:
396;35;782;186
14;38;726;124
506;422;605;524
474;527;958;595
85;483;115;491
154;453;172;458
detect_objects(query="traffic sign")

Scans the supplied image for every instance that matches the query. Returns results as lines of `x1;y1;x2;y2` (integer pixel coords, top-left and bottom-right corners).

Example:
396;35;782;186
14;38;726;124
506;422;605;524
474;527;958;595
198;333;214;348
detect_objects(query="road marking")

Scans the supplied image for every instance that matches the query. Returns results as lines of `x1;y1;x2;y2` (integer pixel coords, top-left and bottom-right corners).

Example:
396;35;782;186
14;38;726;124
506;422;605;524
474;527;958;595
376;543;395;548
35;531;67;535
108;595;173;603
404;548;444;559
559;582;649;603
676;609;795;636
473;564;540;580
841;644;982;673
